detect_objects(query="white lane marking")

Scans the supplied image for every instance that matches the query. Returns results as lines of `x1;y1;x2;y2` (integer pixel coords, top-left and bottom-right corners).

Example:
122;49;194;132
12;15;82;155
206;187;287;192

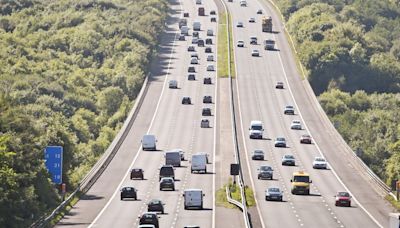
252;1;384;227
88;0;183;226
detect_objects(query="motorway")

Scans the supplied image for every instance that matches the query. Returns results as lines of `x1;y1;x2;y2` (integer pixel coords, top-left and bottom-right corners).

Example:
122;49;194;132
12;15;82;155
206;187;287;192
227;0;395;227
57;0;219;226
55;0;396;226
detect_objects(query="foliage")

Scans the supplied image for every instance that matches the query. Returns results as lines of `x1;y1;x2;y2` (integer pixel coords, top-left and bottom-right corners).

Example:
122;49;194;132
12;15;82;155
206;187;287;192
274;0;400;94
319;89;400;186
0;0;167;226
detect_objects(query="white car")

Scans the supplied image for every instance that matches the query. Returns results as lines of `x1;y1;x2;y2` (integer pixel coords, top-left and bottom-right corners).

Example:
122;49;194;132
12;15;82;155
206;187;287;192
237;40;244;47
190;57;199;64
313;157;328;169
249;17;255;23
251;49;260;57
207;55;214;61
207;65;215;71
236;21;244;27
290;120;302;130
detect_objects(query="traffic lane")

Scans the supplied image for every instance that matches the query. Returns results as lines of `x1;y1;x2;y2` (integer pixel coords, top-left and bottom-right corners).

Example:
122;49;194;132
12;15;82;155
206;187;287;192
245;32;378;228
231;10;356;228
89;0;210;225
234;0;384;226
255;1;393;226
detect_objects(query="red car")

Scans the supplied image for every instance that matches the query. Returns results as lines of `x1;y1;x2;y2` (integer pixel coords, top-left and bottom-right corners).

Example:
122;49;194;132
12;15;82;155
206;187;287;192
335;191;351;207
300;134;312;144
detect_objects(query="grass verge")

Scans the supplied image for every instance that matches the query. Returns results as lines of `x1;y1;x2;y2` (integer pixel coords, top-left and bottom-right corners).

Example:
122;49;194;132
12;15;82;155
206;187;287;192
217;7;236;78
385;194;400;212
217;12;229;78
216;182;256;208
49;194;80;226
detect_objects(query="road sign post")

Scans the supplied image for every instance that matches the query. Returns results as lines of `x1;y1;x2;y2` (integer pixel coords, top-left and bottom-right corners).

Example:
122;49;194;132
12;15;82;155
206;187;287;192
44;146;63;185
230;164;239;185
397;180;400;201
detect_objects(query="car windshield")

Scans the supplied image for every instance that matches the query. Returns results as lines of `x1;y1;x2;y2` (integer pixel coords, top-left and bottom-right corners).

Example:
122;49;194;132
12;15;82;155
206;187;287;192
286;106;293;109
251;125;262;130
268;188;280;193
260;166;272;171
338;192;350;197
162;178;173;183
160;167;173;175
293;176;309;182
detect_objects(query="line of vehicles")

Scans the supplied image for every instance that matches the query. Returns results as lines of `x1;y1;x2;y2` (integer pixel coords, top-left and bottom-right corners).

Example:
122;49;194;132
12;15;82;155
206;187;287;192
232;2;353;207
123;2;217;227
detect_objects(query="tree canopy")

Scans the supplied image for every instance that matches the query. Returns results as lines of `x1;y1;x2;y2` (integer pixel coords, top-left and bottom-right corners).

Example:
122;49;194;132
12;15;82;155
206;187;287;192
0;0;167;226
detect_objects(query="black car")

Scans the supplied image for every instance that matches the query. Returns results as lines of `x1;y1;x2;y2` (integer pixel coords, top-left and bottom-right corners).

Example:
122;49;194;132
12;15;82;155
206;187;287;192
159;177;175;191
210;10;216;15
204;77;212;84
139;212;159;228
211;17;216;22
188;74;196;80
257;165;273;180
130;168;144;180
159;165;175;181
183;12;189;17
198;39;204;47
179;35;185;41
205;47;212;53
188;66;196;73
187;46;195;52
203;95;212;103
182;97;191;104
193;31;199;38
202;108;212;116
120;187;137;200
148;199;165;214
206;38;213;45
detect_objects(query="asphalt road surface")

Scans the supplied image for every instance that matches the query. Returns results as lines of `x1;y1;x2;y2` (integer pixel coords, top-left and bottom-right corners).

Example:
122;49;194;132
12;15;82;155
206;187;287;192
57;0;219;226
227;0;396;227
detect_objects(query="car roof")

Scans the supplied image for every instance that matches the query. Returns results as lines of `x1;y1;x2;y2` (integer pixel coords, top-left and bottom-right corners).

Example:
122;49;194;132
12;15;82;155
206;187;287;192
251;120;262;124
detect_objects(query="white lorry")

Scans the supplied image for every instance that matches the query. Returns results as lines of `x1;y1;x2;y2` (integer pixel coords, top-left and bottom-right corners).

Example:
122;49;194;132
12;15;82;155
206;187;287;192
142;135;157;151
165;151;181;167
183;189;204;209
191;153;207;173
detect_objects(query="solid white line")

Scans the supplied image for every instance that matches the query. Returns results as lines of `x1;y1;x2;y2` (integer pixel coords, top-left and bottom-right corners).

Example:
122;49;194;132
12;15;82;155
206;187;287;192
255;0;384;225
88;0;182;226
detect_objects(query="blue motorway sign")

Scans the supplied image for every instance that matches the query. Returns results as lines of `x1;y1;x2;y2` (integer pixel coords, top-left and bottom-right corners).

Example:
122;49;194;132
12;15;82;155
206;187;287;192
44;146;63;184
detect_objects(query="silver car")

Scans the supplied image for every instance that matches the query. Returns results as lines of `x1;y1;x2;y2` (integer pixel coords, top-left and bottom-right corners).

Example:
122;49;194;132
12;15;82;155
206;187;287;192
281;154;295;166
265;187;283;201
274;137;286;147
257;165;273;180
252;150;264;160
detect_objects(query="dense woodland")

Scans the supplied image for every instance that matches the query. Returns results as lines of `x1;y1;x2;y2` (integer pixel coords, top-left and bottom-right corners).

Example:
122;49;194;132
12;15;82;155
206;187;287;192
274;0;400;188
0;0;167;226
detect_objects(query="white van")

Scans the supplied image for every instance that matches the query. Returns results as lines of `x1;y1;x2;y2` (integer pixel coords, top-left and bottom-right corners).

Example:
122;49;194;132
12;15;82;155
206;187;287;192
142;135;157;151
249;120;264;139
183;189;204;209
191;153;207;173
180;26;189;35
165;151;181;167
193;22;201;31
